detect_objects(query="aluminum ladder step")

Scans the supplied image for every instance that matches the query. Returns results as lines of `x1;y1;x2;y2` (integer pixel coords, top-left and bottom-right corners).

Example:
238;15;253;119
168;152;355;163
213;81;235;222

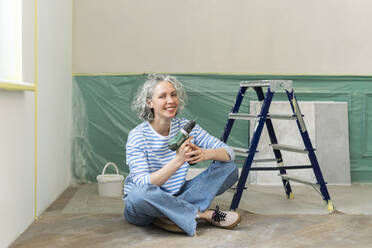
251;165;312;171
235;158;278;163
279;174;318;186
271;144;309;154
233;163;312;171
230;146;258;157
229;113;297;120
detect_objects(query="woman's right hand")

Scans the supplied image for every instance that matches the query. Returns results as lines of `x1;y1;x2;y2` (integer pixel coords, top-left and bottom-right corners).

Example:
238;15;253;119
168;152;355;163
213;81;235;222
150;136;194;186
174;136;193;164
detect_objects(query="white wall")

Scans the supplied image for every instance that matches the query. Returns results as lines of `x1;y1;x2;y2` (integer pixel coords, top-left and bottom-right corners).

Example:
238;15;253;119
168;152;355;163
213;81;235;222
73;0;372;75
37;0;72;216
0;0;72;247
0;91;35;248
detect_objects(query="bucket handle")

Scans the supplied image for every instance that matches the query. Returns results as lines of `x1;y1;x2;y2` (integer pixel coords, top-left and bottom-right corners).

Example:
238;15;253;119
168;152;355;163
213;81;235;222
102;162;119;175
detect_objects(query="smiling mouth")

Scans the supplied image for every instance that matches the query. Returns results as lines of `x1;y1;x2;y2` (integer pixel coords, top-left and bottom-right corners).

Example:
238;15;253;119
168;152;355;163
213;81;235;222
165;106;176;111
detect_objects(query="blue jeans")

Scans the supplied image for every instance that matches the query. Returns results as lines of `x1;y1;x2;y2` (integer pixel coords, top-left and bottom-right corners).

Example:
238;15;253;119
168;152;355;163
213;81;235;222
124;161;238;236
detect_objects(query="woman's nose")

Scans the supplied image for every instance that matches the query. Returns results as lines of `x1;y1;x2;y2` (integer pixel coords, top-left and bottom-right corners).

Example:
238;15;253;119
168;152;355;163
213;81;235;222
166;95;174;103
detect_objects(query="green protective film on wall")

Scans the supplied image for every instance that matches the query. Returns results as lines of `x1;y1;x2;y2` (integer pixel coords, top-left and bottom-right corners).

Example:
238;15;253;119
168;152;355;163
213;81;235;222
72;74;372;183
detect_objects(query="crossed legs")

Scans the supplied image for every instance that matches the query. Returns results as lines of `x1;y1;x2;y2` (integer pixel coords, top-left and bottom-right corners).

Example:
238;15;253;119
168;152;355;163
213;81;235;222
124;161;238;236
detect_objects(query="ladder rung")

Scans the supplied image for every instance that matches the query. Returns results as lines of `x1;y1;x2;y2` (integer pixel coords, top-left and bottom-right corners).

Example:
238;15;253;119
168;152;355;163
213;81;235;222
279;174;317;186
231;146;248;153
249;165;313;171
229;113;297;120
229;113;257;120
267;114;298;120
253;158;278;163
231;146;258;157
235;158;277;163
231;146;248;157
271;144;309;154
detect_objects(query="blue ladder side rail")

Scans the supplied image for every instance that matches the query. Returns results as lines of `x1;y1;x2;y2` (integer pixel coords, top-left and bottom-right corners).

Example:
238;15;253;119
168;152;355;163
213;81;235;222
230;87;275;210
221;86;247;143
285;90;331;203
254;87;293;198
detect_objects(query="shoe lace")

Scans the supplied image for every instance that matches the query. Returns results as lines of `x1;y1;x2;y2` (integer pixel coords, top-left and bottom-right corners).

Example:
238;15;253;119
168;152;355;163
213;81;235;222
211;205;226;222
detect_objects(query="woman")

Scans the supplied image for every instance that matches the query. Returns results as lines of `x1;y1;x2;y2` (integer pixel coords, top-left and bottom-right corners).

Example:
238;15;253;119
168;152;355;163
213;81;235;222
124;74;240;236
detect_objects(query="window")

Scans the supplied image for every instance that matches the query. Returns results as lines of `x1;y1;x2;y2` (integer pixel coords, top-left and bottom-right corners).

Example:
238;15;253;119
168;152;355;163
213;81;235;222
0;0;22;82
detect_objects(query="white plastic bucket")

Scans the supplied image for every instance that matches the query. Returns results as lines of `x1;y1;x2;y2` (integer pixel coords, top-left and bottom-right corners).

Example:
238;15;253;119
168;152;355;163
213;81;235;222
96;162;124;197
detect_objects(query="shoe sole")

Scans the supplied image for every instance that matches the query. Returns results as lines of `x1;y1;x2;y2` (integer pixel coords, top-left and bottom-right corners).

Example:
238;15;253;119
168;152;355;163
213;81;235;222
152;219;185;233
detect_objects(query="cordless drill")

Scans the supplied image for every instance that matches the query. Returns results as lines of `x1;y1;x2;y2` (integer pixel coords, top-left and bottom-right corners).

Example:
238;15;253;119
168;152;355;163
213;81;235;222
168;120;196;151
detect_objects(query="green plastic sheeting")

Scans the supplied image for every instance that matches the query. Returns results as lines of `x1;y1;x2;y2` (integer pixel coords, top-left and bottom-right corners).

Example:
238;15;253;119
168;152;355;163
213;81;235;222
72;74;372;183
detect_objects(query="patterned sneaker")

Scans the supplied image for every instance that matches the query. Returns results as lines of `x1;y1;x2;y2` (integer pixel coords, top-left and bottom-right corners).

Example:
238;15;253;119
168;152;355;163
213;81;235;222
207;205;241;229
152;218;185;233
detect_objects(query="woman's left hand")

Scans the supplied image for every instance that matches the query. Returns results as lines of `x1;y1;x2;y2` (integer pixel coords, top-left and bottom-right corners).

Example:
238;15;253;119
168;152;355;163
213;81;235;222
185;143;212;164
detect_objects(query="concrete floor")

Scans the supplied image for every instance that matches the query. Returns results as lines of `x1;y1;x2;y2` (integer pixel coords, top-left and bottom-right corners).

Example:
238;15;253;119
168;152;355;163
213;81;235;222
10;183;372;248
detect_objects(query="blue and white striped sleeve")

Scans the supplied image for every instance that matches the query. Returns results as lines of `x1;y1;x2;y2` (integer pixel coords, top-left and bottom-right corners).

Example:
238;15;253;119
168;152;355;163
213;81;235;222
126;131;151;186
191;124;235;161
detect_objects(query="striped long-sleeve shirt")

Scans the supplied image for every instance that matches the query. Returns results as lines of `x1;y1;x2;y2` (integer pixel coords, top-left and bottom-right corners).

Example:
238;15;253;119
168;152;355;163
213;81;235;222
123;118;235;196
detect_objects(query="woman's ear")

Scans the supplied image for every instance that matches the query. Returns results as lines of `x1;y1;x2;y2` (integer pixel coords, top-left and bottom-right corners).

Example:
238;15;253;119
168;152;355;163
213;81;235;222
146;99;153;109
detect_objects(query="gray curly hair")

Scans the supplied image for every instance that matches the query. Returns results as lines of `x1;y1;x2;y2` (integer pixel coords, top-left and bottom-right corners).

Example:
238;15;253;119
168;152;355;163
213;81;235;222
132;74;187;121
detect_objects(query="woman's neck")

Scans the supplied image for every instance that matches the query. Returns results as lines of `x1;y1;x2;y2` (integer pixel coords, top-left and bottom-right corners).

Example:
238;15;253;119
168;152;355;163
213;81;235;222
149;118;171;136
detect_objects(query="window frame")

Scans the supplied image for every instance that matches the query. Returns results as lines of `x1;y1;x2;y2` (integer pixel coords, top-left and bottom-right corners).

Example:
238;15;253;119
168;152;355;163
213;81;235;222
0;0;36;92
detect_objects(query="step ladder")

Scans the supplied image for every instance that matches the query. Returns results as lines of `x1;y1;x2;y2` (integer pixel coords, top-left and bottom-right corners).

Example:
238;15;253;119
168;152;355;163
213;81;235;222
221;80;334;212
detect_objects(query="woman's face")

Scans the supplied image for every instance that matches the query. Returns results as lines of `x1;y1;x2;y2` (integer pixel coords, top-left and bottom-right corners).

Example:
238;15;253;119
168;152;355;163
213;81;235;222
148;81;179;121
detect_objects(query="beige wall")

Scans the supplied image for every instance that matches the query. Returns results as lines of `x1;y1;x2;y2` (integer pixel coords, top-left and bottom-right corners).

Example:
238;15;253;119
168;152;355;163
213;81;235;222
73;0;372;75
